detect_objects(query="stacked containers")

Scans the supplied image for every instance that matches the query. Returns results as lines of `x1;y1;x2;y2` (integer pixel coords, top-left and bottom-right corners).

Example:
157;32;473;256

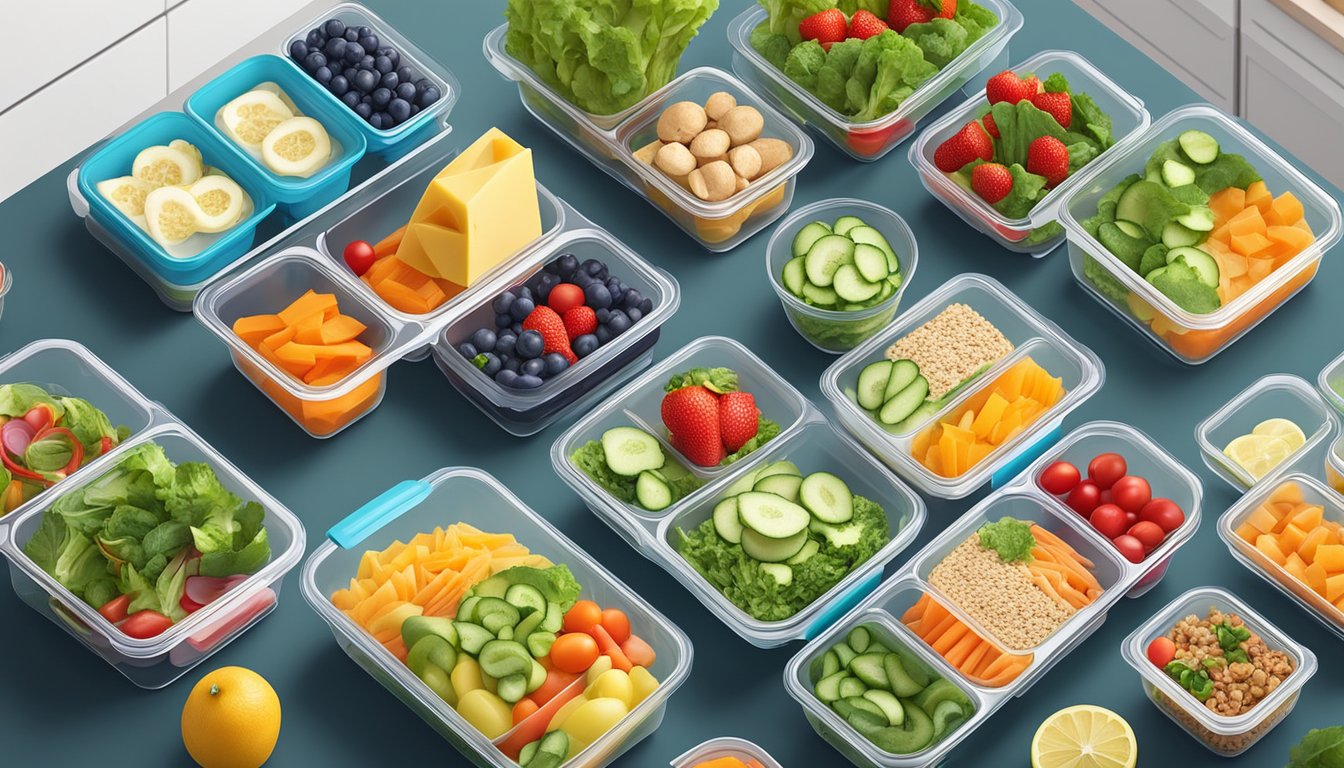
301;467;692;768
907;50;1151;255
1059;104;1342;364
0;340;305;688
1319;351;1344;491
484;28;814;252
820;273;1104;499
726;0;1023;161
551;336;926;648
783;421;1202;767
671;737;782;768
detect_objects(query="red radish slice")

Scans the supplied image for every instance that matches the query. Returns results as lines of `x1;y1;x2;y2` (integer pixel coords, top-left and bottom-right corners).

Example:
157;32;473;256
184;575;248;606
2;419;36;456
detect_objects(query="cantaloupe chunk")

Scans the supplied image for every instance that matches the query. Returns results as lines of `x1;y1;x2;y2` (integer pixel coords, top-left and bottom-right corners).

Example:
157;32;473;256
1270;481;1304;506
1244;503;1284;534
1304;561;1329;596
373;225;407;258
319;314;368;345
1245;180;1272;213
303;355;359;385
273;342;318;377
1300;527;1331;562
972;393;1008;438
1292;504;1325;531
262;325;297;351
277;290;339;325
375;279;434;314
1235;521;1261;545
1326;573;1344;603
293;311;325;344
1227;206;1266;236
1285;552;1309;581
232;314;286;347
1232;232;1274;257
1315;544;1344;573
1278;523;1308;555
1267;224;1314;254
1209;186;1247;222
362;254;403;286
1256;534;1288;565
1267;192;1304;226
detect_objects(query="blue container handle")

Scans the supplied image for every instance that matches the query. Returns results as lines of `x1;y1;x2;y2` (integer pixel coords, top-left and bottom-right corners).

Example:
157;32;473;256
991;424;1064;490
327;480;432;549
804;568;883;641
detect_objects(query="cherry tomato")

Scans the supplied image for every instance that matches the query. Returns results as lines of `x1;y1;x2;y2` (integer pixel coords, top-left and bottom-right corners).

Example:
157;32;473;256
1125;511;1139;527
546;283;585;315
343;240;377;276
562;600;602;634
1039;461;1081;495
180;593;205;614
599;608;631;645
1065;480;1102;516
550;632;600;674
1087;452;1128;489
98;594;131;624
1111;475;1152;514
1128;521;1166;552
22;404;54;432
120;609;173;639
1140;498;1186;534
1112;534;1146;564
1088;504;1130;539
1146;636;1176;668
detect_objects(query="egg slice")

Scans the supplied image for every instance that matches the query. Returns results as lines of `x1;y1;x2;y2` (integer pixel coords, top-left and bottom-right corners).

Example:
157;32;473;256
96;176;156;219
189;175;246;233
143;186;201;247
220;89;294;149
261;116;332;177
132;144;203;188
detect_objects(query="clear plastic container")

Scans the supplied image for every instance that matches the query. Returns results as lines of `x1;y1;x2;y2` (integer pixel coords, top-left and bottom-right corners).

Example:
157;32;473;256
551;336;925;647
0;422;306;689
908;50;1151;256
483;30;814;252
300;467;692;768
0;262;9;322
1317;348;1344;416
1195;374;1338;492
1327;435;1344;495
727;1;1024;162
1121;586;1317;756
1219;472;1344;641
820;273;1104;499
66;1;459;311
671;737;782;768
1060;104;1343;364
764;199;919;354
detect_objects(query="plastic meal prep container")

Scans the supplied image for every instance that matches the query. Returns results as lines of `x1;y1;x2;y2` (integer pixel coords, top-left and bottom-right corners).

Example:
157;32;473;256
301;467;692;768
671;737;783;768
1195;374;1338;493
484;30;814;252
765;199;920;354
820;273;1104;499
908;49;1151;256
1059;104;1343;364
1317;348;1344;417
66;1;459;311
1327;435;1344;495
0;422;305;689
551;336;926;648
727;0;1023;162
1121;587;1317;756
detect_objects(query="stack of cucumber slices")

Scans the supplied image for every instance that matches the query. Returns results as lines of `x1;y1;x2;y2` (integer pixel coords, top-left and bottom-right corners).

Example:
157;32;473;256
855;358;944;433
597;426;689;511
782;215;903;310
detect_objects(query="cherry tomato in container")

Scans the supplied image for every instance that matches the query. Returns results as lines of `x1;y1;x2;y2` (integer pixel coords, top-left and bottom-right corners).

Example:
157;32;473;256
599;608;631;645
1112;534;1146;564
1087;453;1128;489
121;610;173;638
343;240;377;276
550;632;600;674
1065;480;1101;516
98;594;131;624
1039;461;1081;495
1088;504;1129;539
546;283;586;315
1111;475;1152;514
1147;636;1176;667
562;600;602;634
1128;521;1166;552
1140;498;1186;533
1125;510;1139;527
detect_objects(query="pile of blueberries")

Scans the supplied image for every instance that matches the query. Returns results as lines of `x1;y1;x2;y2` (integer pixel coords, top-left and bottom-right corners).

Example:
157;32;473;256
458;253;654;390
289;18;441;130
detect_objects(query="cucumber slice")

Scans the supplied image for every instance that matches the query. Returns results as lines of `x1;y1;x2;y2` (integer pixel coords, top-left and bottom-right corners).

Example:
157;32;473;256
786;538;820;565
520;741;540;766
754;473;803;502
712;497;744;544
869;705;934;755
1176;205;1215;232
474;598;520;632
737;491;811;538
514;611;543;640
1114;180;1155;228
792;221;832;258
1113;219;1147;240
504;584;546;618
1161;221;1203;248
853;243;890;282
526;631;555;658
849;226;898;273
837;676;867;699
842;707;888;738
832;215;866;236
740;528;809;563
781;256;807;297
600;427;664;477
453;622;495;655
1144;266;1168;284
496;673;528;703
478;639;531;679
883;359;920;403
863;689;906;727
805;234;857;287
1167;246;1221;288
878;376;929;425
799;472;854;524
455;596;481;623
1138;243;1170;276
842;696;887;722
815;671;850;703
856;360;894;411
526;660;546;693
811;649;842;683
833;264;882;303
537;730;570;758
847;626;871;654
1178;129;1220;164
1161;159;1195;187
635;470;674;511
849;652;890;688
724;470;761;497
930;698;969;739
754;461;802;480
496;626;514;641
801;281;839;307
883;653;926;697
760;562;793;586
540;601;564;633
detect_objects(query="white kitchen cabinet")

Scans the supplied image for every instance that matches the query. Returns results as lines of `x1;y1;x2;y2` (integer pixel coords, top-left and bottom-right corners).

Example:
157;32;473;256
1072;0;1239;111
167;0;313;91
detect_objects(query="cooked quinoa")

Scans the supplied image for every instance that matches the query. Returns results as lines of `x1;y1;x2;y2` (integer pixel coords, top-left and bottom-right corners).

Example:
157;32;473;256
928;533;1074;649
1166;608;1294;718
885;303;1014;400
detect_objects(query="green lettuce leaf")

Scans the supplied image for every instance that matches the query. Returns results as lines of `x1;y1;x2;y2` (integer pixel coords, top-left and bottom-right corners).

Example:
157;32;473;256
57;396;123;457
1288;726;1344;768
0;384;64;420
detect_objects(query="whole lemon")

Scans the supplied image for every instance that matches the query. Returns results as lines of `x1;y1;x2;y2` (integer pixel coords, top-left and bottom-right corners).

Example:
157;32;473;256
181;666;281;768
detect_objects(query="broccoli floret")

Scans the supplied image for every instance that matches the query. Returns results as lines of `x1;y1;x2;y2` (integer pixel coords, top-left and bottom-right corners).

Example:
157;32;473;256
782;40;827;92
750;24;793;70
901;18;969;68
1044;72;1070;93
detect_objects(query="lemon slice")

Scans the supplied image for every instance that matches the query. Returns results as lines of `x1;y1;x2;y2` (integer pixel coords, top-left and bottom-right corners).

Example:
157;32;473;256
143;186;200;247
132;144;202;188
188;175;245;233
1224;433;1296;480
95;176;155;218
219;89;294;149
261;116;331;177
1031;705;1137;768
1252;418;1306;451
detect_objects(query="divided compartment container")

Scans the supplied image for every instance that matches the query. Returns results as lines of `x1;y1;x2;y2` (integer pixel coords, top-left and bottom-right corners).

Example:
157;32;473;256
1059;104;1343;364
300;467;692;768
0;422;306;688
1218;472;1344;641
671;737;783;768
1121;587;1317;756
483;31;814;252
820;273;1104;499
727;1;1024;162
765;199;920;354
908;50;1151;255
1195;374;1338;492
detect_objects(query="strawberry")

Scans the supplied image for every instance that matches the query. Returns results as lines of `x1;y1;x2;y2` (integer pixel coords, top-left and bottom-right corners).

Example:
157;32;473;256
929;0;957;18
662;386;725;466
887;0;932;32
1030;91;1072;129
799;9;847;45
1027;135;1070;187
561;305;597;341
971;162;1014;204
718;392;760;453
985;70;1038;105
522;306;577;364
933;120;994;172
849;9;889;39
981;112;999;139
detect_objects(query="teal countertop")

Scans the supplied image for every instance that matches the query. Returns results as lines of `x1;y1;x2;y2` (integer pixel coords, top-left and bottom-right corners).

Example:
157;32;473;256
1;1;1341;766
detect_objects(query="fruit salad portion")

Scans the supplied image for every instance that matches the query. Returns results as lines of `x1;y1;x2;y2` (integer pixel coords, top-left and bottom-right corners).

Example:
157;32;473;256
215;84;333;177
660;367;780;468
570;427;703;513
331;523;662;765
1233;481;1344;617
677;462;890;621
97;140;251;252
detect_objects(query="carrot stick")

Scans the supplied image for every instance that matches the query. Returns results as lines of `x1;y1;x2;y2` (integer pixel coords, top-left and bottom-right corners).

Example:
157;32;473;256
932;621;971;655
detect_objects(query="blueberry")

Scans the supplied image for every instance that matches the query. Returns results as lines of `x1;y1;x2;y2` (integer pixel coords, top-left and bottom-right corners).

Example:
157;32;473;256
517;330;545;359
354;102;373;119
396;66;416;83
353;69;379;93
328;75;349;96
479;353;501;377
521;358;546;377
511;322;523;336
544;259;563;276
517;374;545;389
304;51;327;71
626;307;643;323
638;297;654;314
573;334;599;357
306;29;325;47
457;342;478;360
343;66;359;81
419;85;441;106
492;291;515;314
344;28;360;42
324;37;347;59
414;78;431;93
543;353;569;376
584;283;612;310
357;26;374;38
607;310;631;335
495;369;519;387
496;331;517;356
396;82;417;101
515;285;534;301
622;288;643;309
314;66;333;84
410;103;421;117
369;112;385;130
388;98;411;123
510;297;535;321
605;277;623;297
596;326;613;344
386;49;401;68
595;308;611;324
581;259;607;280
371;87;392;107
360;54;376;70
470;327;497;353
361;93;373;104
537;274;559;302
340;90;360;108
375;55;394;75
324;19;345;37
289;40;309;61
502;357;520;374
556;253;579;277
379;71;399;90
360;34;380;53
344;44;364;64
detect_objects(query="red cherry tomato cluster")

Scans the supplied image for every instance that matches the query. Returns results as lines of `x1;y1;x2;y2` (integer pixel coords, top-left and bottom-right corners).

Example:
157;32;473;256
1038;452;1186;564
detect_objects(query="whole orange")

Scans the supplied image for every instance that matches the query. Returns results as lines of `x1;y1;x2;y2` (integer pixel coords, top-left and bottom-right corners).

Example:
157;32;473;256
181;666;281;768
